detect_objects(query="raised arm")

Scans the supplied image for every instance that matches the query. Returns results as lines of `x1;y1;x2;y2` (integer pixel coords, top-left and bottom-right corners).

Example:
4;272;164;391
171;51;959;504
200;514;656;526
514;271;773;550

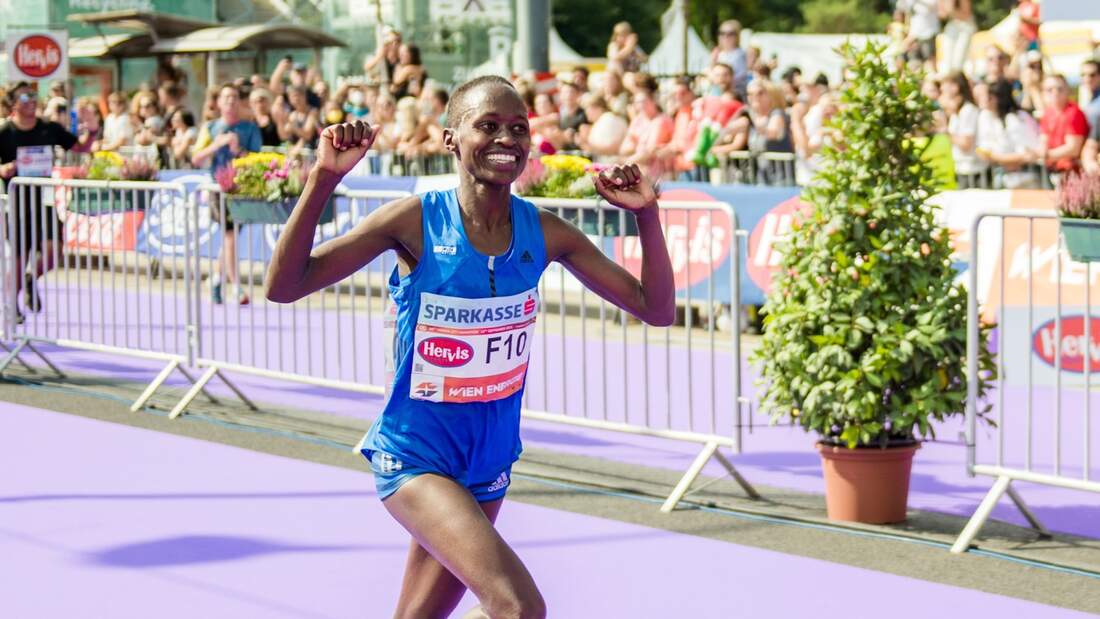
265;120;420;303
543;164;675;326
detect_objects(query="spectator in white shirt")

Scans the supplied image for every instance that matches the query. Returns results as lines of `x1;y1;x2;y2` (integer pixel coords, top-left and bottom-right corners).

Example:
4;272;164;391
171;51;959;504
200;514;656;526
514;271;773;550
938;71;986;187
100;91;134;152
976;79;1042;188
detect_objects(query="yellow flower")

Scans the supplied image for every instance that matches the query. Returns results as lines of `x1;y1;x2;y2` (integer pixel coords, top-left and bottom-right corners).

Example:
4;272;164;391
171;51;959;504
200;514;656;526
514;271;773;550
540;154;592;175
93;151;125;166
232;152;285;169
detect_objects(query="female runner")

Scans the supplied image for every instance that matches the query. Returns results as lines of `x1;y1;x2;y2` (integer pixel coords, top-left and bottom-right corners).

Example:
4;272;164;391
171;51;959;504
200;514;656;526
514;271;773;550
266;75;675;619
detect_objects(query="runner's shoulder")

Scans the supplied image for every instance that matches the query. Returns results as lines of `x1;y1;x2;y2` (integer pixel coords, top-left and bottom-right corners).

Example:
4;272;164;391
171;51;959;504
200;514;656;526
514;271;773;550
369;193;423;237
536;207;584;262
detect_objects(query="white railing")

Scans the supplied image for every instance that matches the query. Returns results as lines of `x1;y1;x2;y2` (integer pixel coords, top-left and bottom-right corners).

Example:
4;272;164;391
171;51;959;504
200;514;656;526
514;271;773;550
952;209;1100;553
0;180;755;511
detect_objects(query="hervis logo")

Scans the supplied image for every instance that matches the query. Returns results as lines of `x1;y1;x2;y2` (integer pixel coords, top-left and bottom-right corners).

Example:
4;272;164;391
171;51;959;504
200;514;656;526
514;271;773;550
418;337;473;367
13;34;64;79
414;381;438;398
1032;315;1100;373
523;296;536;315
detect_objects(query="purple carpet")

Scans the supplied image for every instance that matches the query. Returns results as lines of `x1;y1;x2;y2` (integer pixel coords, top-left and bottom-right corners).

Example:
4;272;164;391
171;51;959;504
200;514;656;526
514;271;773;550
1;405;1091;618
10;283;1100;540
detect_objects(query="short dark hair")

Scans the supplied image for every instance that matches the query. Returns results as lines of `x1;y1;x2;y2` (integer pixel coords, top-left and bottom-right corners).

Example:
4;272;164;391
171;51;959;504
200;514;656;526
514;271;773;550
219;82;243;98
1084;59;1100;74
6;81;34;106
813;72;830;88
634;72;659;95
444;74;517;128
174;108;196;128
431;88;449;108
159;81;186;100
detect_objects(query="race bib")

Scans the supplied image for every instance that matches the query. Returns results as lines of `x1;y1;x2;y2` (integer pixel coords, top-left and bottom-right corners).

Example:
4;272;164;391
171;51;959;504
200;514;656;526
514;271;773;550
410;288;539;404
15;145;53;177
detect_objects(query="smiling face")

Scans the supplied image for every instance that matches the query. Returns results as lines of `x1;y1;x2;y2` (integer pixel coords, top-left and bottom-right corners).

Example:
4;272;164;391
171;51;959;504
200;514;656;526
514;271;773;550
217;86;241;122
444;83;531;187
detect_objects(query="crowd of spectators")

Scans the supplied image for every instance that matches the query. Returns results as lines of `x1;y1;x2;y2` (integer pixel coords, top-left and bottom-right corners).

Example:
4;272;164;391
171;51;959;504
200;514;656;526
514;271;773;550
4;1;1100;189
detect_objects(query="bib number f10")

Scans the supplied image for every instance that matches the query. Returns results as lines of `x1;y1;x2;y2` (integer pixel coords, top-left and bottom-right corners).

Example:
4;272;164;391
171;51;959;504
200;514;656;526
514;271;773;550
410;288;539;404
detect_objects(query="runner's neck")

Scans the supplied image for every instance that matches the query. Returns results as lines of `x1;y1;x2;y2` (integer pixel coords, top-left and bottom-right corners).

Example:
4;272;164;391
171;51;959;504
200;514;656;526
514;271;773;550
456;183;512;233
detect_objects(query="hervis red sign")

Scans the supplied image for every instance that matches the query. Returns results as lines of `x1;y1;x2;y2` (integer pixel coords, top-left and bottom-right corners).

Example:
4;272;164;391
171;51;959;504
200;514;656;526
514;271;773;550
418;337;473;368
6;32;68;81
1032;315;1100;373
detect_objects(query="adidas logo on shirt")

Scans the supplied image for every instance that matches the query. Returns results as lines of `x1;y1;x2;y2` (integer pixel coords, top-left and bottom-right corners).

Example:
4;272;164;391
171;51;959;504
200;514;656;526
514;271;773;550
520;250;533;264
486;472;510;493
434;245;457;255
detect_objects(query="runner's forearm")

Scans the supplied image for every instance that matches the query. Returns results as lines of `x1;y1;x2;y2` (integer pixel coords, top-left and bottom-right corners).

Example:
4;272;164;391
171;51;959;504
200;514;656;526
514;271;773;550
635;207;676;326
265;168;342;302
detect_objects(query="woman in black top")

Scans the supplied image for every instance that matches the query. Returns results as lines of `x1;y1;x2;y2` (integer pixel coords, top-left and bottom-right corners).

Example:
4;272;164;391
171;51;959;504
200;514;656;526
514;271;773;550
390;44;427;100
249;88;285;147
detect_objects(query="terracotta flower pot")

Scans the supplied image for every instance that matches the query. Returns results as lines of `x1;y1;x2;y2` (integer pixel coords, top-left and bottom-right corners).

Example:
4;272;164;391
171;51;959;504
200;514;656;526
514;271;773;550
817;441;920;524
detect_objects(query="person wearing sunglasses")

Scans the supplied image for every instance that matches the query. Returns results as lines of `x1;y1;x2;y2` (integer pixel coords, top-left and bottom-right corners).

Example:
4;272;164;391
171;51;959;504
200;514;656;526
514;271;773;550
0;81;78;321
710;20;748;97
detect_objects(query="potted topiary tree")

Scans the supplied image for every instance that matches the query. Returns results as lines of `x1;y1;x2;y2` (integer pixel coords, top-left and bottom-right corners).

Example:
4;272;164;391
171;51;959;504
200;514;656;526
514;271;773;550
752;40;996;524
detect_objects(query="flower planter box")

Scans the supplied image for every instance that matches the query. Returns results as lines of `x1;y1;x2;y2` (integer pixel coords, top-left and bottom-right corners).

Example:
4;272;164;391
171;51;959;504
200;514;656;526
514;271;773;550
225;196;335;226
68;188;151;214
1060;218;1100;263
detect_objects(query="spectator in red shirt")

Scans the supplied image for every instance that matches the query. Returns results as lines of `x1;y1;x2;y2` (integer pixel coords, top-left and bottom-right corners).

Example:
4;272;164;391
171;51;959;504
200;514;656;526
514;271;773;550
701;63;743;126
661;77;701;180
1037;74;1088;173
620;87;674;179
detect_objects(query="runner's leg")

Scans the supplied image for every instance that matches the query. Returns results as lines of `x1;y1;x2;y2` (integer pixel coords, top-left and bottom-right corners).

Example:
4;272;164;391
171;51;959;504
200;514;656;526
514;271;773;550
391;498;503;618
383;474;545;619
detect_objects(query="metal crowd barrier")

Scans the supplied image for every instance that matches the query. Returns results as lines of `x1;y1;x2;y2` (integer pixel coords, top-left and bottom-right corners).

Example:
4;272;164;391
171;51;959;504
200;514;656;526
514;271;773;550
385;153;454;176
954;162;1053;190
0;180;755;511
166;186;413;418
713;151;797;187
524;197;755;511
952;209;1100;553
0;177;211;410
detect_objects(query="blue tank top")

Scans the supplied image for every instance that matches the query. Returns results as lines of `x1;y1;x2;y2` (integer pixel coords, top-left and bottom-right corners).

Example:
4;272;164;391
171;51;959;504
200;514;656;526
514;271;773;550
358;189;547;482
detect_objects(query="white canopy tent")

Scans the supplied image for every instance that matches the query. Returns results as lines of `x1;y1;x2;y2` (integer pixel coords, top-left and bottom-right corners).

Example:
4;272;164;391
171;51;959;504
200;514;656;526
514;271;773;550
745;33;889;85
645;0;711;75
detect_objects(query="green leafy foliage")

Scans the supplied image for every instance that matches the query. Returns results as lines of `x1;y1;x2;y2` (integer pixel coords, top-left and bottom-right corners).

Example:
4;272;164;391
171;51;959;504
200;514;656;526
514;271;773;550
798;0;891;34
752;40;997;449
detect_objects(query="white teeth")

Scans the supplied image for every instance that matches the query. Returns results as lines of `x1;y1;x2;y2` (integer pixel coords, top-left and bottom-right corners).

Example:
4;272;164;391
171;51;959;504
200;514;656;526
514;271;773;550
487;153;517;163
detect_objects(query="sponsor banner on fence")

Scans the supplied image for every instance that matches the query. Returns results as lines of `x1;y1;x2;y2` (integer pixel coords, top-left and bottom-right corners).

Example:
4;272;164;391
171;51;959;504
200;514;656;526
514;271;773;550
660;182;802;306
1001;306;1100;386
135;171;418;262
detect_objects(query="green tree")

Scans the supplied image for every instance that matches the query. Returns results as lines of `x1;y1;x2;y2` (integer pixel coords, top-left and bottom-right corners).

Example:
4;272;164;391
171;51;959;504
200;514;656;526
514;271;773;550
552;0;669;59
972;0;1014;30
752;40;996;448
798;0;891;34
